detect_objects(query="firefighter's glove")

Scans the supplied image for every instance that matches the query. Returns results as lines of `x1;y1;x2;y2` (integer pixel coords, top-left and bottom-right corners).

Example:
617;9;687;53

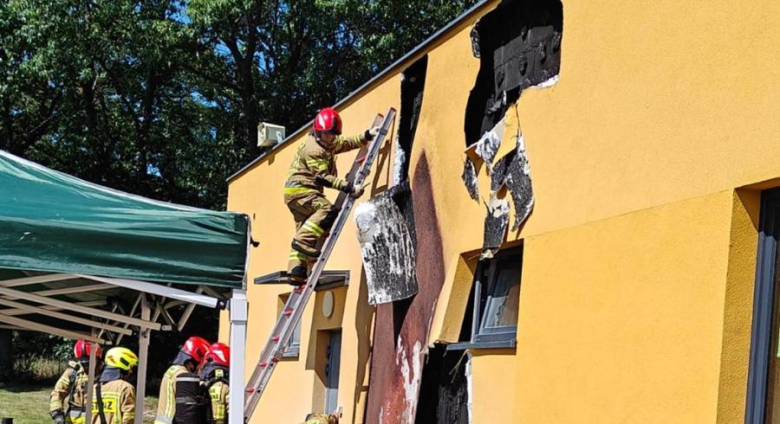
51;411;65;424
364;126;381;141
342;182;366;198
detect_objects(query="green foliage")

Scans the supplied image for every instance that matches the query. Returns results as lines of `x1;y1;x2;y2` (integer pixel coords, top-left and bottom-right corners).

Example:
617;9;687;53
0;0;476;210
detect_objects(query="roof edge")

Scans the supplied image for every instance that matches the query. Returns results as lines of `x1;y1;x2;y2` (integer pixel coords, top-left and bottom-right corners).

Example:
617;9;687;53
227;0;494;183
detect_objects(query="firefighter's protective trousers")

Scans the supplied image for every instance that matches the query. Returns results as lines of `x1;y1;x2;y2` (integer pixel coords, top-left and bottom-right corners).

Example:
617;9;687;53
283;132;367;273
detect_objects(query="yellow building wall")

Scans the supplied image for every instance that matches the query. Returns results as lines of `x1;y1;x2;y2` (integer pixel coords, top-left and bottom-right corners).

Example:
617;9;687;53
224;0;780;421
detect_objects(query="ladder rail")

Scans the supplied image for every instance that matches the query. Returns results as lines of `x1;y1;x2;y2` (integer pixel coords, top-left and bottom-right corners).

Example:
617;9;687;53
243;108;396;421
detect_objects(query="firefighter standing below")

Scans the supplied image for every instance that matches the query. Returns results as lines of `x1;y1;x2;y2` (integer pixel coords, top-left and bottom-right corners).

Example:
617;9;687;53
201;343;230;424
50;340;103;424
90;347;138;424
284;107;379;283
154;336;210;424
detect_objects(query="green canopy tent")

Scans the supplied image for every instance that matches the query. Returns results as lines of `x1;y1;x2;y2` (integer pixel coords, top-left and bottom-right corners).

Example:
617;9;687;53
0;150;251;424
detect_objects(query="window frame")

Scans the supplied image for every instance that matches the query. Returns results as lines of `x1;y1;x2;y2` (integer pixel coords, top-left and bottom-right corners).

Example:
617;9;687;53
747;188;780;423
279;292;302;358
473;248;522;344
449;246;522;351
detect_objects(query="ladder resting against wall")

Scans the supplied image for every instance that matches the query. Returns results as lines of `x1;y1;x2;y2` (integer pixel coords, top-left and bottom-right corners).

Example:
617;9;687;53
243;108;397;421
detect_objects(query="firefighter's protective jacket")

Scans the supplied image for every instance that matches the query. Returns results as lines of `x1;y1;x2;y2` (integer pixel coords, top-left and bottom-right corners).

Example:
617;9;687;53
90;379;135;424
207;381;229;424
284;133;368;198
50;360;89;424
154;364;188;424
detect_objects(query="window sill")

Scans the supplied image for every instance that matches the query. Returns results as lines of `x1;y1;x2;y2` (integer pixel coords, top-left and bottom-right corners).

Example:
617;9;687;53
446;339;516;351
281;347;300;358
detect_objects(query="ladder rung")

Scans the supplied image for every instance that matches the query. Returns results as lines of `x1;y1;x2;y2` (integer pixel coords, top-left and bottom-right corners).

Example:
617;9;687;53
247;387;256;393
259;361;268;367
272;336;280;342
356;155;367;163
283;309;293;316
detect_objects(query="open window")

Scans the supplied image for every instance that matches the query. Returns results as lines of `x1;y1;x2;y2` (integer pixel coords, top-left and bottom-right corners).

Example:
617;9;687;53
451;245;523;350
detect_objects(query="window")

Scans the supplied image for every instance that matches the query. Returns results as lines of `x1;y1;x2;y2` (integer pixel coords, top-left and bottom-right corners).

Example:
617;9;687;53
748;188;780;423
451;246;523;350
279;293;302;358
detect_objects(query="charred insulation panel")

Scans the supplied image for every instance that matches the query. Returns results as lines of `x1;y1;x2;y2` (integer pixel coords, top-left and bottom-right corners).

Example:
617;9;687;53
491;131;534;231
355;184;418;305
415;345;471;424
366;155;446;424
464;0;563;147
394;56;429;185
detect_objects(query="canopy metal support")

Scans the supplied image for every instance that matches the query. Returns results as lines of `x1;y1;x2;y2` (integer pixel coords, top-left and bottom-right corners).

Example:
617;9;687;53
0;274;80;288
84;333;98;424
135;295;151;424
2;314;103;343
0;286;160;330
229;289;248;424
2;300;105;317
79;275;223;309
0;298;133;336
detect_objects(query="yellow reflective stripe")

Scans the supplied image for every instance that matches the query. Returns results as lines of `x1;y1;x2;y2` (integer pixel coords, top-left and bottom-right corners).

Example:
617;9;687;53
306;159;329;171
302;221;324;237
284;187;317;196
289;251;307;260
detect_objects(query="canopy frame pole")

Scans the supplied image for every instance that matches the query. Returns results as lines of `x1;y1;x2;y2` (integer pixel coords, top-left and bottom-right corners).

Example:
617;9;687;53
84;333;98;424
228;289;248;424
135;295;151;424
0;286;161;330
2;300;105;317
0;299;133;336
0;274;80;288
116;294;144;345
78;275;224;309
1;314;103;343
176;287;204;332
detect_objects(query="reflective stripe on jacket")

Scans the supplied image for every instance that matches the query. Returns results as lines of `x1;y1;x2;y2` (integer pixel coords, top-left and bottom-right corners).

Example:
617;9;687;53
154;365;188;424
208;381;229;424
284;133;367;196
50;361;89;417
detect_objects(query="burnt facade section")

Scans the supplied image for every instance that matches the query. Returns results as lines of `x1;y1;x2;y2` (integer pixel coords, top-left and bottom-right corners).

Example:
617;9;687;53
464;0;563;148
394;56;429;185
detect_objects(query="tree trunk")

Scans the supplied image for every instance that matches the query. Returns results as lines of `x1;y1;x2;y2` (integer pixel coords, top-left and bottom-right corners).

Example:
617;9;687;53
0;329;13;380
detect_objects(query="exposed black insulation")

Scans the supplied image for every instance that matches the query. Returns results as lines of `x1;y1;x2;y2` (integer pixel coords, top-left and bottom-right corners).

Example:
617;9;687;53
461;157;480;201
464;0;563;148
482;196;510;259
507;144;534;231
394;56;429;184
355;186;418;305
491;148;514;192
415;345;471;424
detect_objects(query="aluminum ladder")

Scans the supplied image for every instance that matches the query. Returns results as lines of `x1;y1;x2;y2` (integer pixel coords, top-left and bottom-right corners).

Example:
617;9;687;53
243;108;396;421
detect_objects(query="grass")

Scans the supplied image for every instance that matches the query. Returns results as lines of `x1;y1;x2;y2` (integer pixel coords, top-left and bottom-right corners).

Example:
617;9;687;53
0;382;159;424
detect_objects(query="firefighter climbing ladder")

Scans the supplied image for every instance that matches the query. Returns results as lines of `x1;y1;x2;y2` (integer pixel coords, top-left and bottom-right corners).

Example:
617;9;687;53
243;108;397;421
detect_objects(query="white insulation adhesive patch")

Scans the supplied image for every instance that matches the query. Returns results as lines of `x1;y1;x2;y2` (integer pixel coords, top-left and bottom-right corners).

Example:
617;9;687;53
354;195;418;305
395;335;423;424
474;117;505;168
465;352;473;423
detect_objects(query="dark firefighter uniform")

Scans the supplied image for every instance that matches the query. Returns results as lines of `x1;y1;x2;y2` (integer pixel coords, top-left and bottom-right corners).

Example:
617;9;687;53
50;360;89;424
155;365;206;424
284;132;369;273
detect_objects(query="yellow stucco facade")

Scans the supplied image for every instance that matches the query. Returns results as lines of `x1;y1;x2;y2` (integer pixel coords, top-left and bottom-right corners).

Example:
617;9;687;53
223;0;780;422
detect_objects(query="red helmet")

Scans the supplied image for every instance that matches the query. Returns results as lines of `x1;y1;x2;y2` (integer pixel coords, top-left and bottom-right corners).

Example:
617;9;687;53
204;343;230;367
74;340;102;360
181;336;210;362
313;107;342;135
